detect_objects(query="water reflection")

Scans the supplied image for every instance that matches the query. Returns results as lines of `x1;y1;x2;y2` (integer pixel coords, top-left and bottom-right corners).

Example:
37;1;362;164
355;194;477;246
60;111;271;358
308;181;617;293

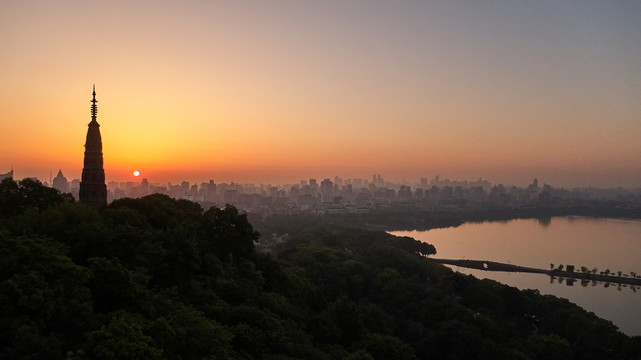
537;216;551;227
548;276;641;293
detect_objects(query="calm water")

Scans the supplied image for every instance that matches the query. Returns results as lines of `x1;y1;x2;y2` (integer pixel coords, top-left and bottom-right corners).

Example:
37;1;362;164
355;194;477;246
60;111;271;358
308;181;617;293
391;216;641;336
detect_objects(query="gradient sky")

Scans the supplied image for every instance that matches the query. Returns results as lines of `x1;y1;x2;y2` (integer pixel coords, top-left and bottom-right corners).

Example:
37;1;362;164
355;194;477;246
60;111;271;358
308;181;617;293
1;1;640;187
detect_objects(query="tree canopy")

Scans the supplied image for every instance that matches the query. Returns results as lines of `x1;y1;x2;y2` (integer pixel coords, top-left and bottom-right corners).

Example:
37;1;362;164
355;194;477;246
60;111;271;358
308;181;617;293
0;178;638;359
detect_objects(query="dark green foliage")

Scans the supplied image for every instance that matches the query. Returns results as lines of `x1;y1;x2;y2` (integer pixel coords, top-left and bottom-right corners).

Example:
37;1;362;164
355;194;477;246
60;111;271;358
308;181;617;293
0;233;92;359
0;179;638;359
353;333;419;360
85;313;163;360
109;194;202;230
163;305;233;359
201;204;259;261
0;178;74;218
526;333;573;360
87;257;151;313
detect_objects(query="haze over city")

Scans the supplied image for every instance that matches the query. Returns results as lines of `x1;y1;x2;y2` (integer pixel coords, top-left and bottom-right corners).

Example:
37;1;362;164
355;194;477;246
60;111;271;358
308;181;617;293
2;1;640;188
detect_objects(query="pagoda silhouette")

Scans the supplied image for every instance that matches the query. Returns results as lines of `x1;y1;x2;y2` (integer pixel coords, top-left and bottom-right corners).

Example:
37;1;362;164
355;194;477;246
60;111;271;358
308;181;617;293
79;85;107;209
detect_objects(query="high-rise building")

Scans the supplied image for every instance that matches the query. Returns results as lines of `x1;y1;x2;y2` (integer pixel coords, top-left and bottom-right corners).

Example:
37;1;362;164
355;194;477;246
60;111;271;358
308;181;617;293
52;169;70;193
309;179;318;194
79;85;107;209
140;178;150;196
207;180;217;202
320;178;333;202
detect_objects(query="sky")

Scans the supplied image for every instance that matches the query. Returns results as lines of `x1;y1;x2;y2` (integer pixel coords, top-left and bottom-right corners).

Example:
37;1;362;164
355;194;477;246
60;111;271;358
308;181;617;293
1;1;640;188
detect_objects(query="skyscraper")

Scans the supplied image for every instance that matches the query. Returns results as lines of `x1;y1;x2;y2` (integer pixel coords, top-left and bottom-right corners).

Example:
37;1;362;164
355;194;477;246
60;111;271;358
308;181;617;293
320;178;333;202
79;85;107;209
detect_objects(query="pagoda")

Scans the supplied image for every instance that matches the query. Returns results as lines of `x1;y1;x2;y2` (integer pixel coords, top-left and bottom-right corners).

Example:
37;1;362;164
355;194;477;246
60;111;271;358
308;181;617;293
79;85;107;209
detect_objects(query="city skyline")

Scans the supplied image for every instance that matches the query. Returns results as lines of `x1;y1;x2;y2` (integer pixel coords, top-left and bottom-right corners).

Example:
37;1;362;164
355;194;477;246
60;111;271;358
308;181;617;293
42;166;640;222
2;1;640;188
3;164;639;190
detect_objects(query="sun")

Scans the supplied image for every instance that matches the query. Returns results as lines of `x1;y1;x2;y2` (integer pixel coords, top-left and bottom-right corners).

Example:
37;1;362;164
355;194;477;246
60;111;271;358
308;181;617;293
133;170;140;177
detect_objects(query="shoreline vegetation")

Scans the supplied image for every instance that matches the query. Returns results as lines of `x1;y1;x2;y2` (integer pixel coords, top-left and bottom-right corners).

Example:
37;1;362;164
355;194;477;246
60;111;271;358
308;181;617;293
251;203;641;237
2;178;641;359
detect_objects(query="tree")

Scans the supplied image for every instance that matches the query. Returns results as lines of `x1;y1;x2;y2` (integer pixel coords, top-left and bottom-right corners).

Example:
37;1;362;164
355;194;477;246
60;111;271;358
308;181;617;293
526;334;573;360
163;305;233;359
201;205;259;261
108;194;202;230
0;178;20;217
86;257;150;314
0;233;92;358
346;350;375;360
86;314;162;360
353;333;419;360
0;178;74;218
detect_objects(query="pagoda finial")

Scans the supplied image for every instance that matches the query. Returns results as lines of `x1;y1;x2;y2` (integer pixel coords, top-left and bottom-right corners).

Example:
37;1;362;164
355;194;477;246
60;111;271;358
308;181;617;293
91;85;98;122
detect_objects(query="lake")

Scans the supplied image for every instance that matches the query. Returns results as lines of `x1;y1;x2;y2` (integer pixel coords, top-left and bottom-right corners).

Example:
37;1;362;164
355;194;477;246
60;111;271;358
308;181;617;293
391;216;641;336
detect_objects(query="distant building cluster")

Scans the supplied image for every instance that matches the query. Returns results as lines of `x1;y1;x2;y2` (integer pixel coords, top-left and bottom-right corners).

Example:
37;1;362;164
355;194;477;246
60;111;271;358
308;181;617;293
40;172;641;217
4;167;641;217
101;174;496;216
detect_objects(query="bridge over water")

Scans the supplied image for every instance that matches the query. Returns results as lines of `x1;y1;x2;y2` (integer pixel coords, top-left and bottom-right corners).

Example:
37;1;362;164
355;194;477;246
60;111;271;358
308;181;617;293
432;258;641;287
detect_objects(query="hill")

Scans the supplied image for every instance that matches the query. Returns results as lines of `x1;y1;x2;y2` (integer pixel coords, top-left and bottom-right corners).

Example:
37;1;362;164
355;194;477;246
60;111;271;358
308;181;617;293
1;178;639;359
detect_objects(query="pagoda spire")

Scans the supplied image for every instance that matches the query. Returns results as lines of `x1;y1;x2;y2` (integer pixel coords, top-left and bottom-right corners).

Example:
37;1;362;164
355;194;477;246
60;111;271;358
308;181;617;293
91;84;98;122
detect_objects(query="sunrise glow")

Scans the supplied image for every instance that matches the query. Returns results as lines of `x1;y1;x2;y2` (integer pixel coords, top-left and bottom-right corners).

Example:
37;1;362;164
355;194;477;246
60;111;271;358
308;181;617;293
1;1;640;188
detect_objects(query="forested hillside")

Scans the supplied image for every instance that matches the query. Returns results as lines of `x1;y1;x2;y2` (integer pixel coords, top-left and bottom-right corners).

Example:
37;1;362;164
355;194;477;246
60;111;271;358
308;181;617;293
1;178;639;359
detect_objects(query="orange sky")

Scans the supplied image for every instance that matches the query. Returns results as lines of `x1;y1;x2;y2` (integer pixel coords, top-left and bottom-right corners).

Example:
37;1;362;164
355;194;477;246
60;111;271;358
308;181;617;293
1;1;640;188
